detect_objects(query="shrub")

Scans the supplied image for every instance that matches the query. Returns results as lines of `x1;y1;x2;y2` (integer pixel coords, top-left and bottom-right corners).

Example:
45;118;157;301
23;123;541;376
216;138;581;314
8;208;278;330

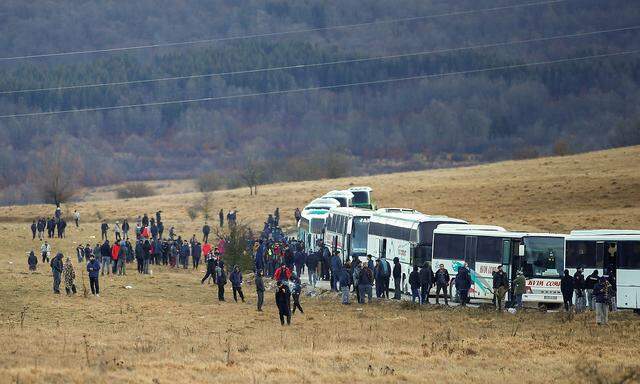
116;182;156;199
197;171;223;192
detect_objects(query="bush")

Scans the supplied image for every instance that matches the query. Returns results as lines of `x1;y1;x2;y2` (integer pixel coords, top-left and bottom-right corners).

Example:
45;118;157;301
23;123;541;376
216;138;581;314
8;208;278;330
116;182;156;199
512;147;539;160
552;139;571;156
197;171;223;192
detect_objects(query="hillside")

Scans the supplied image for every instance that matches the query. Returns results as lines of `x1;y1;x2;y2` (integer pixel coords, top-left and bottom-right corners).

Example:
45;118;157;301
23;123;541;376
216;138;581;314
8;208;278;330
1;146;640;383
1;0;640;204
1;146;639;235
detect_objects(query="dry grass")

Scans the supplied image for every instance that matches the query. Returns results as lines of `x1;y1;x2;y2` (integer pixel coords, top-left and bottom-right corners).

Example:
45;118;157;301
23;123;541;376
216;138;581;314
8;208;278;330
1;146;640;383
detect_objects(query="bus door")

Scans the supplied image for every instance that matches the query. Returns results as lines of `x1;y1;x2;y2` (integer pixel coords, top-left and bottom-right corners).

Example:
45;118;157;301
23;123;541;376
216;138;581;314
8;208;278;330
464;236;477;270
507;239;518;280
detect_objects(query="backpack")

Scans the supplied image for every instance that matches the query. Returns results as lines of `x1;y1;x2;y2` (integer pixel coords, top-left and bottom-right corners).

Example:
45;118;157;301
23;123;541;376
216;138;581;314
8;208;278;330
381;260;390;277
220;269;227;284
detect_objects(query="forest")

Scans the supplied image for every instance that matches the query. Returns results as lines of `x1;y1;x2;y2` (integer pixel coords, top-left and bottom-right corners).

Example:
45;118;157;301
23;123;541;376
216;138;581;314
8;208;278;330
0;0;639;204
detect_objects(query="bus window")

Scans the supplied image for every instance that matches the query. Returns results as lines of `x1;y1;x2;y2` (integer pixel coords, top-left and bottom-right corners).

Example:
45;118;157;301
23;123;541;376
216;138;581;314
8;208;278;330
566;241;597;269
351;217;369;256
618;241;640;269
352;191;369;205
522;236;564;278
476;236;503;263
433;234;465;260
464;236;477;269
380;239;387;258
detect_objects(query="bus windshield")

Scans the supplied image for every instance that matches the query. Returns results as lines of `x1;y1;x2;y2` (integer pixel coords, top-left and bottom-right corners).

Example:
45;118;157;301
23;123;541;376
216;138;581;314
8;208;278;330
522;236;564;278
310;219;325;234
352;192;369;205
352;216;370;255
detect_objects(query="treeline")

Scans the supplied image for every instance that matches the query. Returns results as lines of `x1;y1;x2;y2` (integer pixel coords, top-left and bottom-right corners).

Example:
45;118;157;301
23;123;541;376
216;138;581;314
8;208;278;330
0;0;640;204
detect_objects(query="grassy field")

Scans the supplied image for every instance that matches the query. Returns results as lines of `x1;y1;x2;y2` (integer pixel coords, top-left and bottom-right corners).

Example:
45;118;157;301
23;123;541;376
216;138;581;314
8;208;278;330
1;146;640;383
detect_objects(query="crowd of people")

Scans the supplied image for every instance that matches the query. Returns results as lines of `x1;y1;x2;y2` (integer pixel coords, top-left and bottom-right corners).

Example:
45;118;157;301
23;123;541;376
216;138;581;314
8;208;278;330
25;205;618;326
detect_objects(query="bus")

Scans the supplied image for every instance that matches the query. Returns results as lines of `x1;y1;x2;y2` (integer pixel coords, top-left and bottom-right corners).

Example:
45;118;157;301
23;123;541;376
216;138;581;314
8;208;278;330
297;210;329;253
348;186;374;209
324;207;372;262
303;197;340;212
431;224;565;305
367;208;467;293
565;230;640;310
322;190;354;208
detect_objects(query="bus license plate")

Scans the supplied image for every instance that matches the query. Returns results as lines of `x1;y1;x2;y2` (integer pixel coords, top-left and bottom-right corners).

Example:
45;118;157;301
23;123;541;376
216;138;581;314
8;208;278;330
544;295;557;300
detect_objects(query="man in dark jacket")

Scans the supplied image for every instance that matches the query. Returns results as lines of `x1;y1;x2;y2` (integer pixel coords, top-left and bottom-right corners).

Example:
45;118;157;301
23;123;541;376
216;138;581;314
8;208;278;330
330;251;342;291
380;257;391;298
202;223;210;243
100;240;111;275
255;269;265;311
593;276;612;325
358;264;374;303
493;265;509;310
306;250;319;287
192;241;202;270
455;264;472;306
392;257;402;299
216;263;227;301
339;262;352;305
275;281;292;325
573;267;586;312
585;270;599;310
409;265;421;303
180;241;190;269
30;220;37;240
434;264;450;305
101;221;109;241
201;254;217;284
50;252;64;294
229;265;245;302
28;250;38;271
86;255;101;296
561;269;575;312
419;263;434;304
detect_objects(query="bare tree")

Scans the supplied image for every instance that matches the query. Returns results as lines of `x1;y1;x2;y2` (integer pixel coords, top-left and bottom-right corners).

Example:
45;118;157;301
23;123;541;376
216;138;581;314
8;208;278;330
189;192;214;221
239;159;264;196
37;156;76;206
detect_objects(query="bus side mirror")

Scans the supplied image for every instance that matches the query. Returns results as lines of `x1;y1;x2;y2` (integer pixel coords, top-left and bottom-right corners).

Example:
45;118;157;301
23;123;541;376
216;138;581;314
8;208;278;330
518;244;525;257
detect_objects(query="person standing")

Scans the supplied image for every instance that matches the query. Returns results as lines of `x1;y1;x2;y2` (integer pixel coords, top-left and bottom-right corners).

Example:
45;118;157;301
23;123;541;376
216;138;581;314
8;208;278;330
50;252;64;294
273;263;292;282
291;272;304;313
202;222;210;243
255;269;265;311
73;210;80;227
275;280;292;325
201;253;217;284
86;255;101;296
339;262;352;305
100;240;111;275
455;264;472;306
352;260;362;303
294;208;301;225
306;250;319;287
63;257;77;295
117;241;127;276
28;250;38;271
180;241;190;269
585;270;599;310
114;221;122;242
122;219;130;240
392;257;402;299
593;276;611;325
229;265;245;303
192;241;202;270
419;263;433;304
380;256;391;298
409;265;421;303
358;263;374;304
513;271;526;309
142;239;151;274
434;264;450;305
560;269;575;312
330;251;342;292
216;262;227;301
493;265;509;310
101;221;109;241
41;241;51;263
574;268;586;313
30;220;37;240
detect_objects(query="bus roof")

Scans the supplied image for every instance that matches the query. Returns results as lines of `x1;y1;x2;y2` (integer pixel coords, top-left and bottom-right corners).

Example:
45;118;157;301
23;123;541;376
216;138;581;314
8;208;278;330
566;233;640;241
348;186;372;192
328;206;372;218
435;224;506;232
434;225;565;239
301;210;329;220
569;229;640;236
372;208;466;225
323;190;355;199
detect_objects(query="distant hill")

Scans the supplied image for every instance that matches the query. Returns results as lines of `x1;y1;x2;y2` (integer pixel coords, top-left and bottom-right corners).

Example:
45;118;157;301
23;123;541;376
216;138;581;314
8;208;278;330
1;0;639;204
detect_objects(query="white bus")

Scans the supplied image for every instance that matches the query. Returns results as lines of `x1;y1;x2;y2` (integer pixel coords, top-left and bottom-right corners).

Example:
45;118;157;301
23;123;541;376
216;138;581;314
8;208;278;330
565;230;640;310
322;190;354;208
297;210;329;253
367;208;467;292
431;225;565;305
348;186;374;209
324;207;372;262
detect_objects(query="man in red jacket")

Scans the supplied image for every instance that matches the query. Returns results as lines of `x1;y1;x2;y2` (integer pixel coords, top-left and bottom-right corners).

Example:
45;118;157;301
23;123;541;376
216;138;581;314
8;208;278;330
111;242;120;274
273;263;291;282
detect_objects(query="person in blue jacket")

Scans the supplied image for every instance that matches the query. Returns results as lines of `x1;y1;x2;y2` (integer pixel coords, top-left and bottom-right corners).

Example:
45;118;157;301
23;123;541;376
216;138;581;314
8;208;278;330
86;254;101;296
330;251;342;291
229;265;245;302
339;261;353;304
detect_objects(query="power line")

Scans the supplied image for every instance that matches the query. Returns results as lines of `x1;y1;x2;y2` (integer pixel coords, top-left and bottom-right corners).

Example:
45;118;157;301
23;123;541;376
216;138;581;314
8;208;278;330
1;49;636;119
2;24;637;95
0;0;568;61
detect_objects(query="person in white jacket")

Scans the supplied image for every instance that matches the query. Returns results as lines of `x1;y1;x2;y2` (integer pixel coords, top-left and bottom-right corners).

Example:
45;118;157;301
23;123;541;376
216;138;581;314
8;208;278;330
40;241;51;263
